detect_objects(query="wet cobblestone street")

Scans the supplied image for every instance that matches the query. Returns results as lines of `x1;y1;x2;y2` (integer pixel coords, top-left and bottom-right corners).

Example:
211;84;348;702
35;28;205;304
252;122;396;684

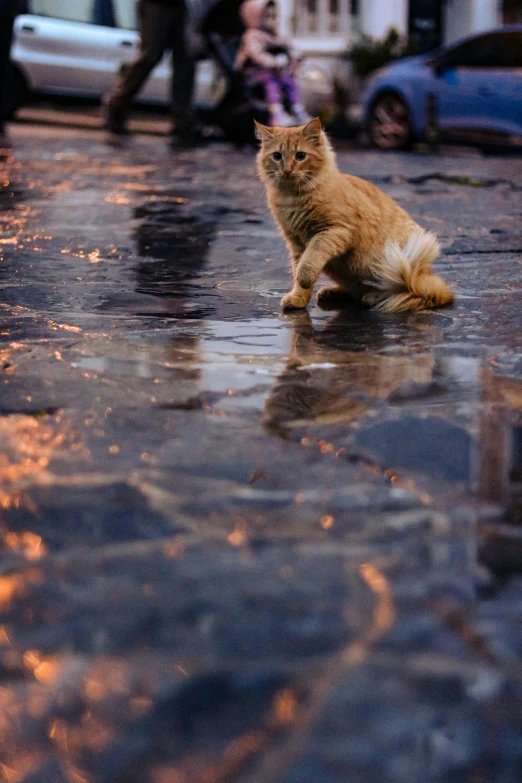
1;123;522;782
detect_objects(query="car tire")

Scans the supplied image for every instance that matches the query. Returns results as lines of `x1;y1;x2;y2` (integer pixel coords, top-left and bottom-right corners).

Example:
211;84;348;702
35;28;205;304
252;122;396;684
368;92;412;151
1;64;28;119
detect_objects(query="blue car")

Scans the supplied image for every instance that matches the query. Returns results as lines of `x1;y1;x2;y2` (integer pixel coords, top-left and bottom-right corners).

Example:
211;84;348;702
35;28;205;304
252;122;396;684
362;26;522;150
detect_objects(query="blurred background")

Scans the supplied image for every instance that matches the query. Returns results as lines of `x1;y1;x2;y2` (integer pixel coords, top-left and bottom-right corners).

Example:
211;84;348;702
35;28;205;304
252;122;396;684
2;0;522;149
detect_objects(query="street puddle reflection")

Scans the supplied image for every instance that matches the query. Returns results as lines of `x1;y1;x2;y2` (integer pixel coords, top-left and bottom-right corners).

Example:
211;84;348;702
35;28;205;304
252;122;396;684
260;312;522;503
133;190;224;320
2;135;522;780
264;312;468;422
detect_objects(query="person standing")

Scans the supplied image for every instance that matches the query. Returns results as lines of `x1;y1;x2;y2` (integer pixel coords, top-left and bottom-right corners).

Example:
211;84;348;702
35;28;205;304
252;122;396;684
103;0;200;145
0;0;28;138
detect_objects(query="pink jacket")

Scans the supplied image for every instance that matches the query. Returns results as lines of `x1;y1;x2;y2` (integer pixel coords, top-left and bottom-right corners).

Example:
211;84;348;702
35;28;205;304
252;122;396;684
234;0;297;72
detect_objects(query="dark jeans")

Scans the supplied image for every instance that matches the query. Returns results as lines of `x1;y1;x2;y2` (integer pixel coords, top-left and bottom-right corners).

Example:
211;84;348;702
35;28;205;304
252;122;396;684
108;0;195;127
0;12;15;125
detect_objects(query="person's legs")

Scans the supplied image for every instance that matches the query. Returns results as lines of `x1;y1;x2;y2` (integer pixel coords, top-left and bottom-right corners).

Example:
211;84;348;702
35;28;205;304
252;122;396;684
0;12;15;134
279;72;300;107
279;71;311;123
247;70;293;126
105;0;177;131
249;70;282;106
167;1;197;137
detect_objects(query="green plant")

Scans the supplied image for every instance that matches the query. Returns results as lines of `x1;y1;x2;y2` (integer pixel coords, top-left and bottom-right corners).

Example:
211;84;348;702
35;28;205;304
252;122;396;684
349;27;415;79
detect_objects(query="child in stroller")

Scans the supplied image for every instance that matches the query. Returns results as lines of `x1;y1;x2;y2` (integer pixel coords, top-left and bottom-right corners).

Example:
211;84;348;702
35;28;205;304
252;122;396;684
234;0;311;127
199;0;310;141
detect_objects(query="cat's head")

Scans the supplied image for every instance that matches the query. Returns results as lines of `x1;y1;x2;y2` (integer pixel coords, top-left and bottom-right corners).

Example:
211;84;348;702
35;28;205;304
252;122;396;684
255;118;335;190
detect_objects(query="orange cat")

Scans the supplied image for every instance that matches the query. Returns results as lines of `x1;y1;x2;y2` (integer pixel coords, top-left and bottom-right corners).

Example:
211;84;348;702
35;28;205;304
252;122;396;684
255;118;454;313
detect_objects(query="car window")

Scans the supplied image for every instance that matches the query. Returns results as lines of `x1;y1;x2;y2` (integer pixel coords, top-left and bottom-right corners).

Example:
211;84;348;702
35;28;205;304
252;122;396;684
445;32;522;68
113;0;138;30
29;0;118;26
500;32;522;67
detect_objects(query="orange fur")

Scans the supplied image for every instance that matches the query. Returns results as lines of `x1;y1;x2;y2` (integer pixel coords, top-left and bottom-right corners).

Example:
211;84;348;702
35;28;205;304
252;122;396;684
255;118;454;313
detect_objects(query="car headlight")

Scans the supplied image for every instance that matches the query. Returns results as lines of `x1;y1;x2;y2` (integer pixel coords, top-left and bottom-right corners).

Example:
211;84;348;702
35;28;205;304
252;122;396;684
298;63;328;85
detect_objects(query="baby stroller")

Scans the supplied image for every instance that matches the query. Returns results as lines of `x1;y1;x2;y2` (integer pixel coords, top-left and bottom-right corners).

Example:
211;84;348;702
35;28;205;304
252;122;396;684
192;0;270;143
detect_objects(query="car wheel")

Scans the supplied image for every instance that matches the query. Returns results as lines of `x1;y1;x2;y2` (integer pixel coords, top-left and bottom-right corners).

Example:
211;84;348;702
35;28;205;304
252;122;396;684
1;65;27;119
368;92;412;151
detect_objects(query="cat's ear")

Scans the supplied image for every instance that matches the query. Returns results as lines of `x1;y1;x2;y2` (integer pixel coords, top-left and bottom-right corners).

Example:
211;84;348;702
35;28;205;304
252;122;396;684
302;117;323;145
254;120;275;143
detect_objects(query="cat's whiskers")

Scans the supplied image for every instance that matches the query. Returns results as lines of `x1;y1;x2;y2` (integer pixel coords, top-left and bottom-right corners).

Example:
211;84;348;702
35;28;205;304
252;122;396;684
302;173;322;190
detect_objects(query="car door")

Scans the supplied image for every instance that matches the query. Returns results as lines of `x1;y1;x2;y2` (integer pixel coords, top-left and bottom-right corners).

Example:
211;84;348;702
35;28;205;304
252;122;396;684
432;34;496;138
428;32;522;140
13;0;139;97
487;31;522;141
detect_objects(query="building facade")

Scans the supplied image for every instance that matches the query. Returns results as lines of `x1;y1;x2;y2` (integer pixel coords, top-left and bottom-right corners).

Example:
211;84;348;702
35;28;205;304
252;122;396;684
27;0;520;54
279;0;513;54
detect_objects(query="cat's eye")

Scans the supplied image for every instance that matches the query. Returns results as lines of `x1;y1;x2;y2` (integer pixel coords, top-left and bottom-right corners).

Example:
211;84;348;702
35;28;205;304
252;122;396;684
272;152;283;161
295;152;307;161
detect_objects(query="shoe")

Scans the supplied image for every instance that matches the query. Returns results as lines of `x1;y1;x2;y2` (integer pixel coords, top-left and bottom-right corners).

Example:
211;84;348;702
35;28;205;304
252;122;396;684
169;119;205;149
169;133;205;150
268;104;294;127
292;105;313;125
102;96;127;134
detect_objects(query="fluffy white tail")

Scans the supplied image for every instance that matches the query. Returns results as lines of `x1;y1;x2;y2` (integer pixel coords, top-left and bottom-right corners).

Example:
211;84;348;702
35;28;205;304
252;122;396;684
367;230;454;313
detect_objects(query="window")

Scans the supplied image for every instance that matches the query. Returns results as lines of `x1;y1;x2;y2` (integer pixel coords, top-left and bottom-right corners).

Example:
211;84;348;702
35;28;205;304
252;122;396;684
445;32;522;68
30;0;96;24
29;0;137;28
113;0;138;30
293;0;351;37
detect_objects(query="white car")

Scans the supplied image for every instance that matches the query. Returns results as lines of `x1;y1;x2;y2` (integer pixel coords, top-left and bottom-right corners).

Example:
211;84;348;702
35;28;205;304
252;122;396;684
6;0;333;117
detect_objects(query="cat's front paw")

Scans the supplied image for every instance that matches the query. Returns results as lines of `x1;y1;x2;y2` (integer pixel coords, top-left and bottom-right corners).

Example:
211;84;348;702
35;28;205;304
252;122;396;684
296;268;313;289
281;291;309;310
316;286;346;306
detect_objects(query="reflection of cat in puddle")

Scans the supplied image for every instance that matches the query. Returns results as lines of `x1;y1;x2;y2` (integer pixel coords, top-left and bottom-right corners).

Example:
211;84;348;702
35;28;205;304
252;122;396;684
263;311;435;433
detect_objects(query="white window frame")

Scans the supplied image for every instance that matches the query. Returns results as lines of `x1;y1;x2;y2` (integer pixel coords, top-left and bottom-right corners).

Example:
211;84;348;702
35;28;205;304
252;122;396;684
280;0;352;53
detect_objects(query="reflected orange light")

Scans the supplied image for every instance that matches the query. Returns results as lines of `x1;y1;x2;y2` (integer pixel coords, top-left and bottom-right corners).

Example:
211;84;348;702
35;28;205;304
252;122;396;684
85;678;106;701
320;514;334;530
22;651;59;683
0;575;23;610
0;414;88;514
360;563;395;635
162;541;184;558
34;660;58;683
4;531;46;561
228;525;247;547
66;767;91;783
273;688;297;724
23;649;41;671
48;718;69;751
319;440;334;454
104;194;131;205
0;765;18;783
50;322;82;333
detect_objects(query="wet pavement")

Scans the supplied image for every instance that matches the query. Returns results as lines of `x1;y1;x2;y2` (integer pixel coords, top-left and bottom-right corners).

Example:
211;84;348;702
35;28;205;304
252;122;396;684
0;122;522;782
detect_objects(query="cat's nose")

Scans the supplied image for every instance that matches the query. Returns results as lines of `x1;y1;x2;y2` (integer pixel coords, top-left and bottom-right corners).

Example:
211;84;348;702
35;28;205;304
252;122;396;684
282;169;292;177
